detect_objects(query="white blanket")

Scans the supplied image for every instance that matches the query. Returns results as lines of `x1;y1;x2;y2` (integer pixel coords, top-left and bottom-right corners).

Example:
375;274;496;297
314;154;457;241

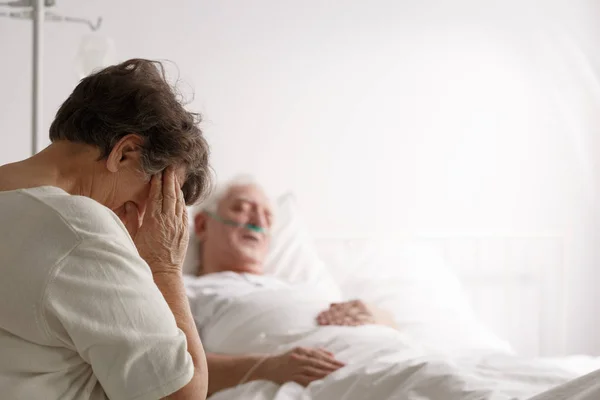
207;323;600;400
184;274;600;399
529;368;600;400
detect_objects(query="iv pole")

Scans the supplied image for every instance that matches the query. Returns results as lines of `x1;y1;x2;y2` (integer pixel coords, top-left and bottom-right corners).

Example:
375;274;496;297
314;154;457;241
1;0;103;155
32;0;43;156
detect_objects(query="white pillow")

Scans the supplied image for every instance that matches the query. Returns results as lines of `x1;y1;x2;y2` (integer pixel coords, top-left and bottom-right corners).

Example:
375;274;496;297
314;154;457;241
263;193;343;302
330;239;514;355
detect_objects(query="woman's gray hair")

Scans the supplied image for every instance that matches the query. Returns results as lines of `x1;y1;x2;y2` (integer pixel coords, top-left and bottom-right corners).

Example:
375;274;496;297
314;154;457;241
49;58;211;205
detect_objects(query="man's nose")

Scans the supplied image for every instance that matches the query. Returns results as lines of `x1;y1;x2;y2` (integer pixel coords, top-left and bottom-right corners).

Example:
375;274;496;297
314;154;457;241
249;211;268;228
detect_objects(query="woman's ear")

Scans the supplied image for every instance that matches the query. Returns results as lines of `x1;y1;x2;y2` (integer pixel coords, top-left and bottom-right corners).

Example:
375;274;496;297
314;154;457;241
194;212;208;241
106;134;144;173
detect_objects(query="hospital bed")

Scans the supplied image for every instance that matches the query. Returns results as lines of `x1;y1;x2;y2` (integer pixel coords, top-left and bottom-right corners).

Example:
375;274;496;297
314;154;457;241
183;193;600;399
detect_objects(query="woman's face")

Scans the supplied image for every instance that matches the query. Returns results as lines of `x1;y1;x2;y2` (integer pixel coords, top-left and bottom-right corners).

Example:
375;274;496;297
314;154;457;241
108;168;153;226
98;134;185;229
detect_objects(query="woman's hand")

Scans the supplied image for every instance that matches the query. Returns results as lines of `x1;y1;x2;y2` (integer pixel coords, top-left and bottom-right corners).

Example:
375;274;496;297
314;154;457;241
261;347;345;386
121;167;189;274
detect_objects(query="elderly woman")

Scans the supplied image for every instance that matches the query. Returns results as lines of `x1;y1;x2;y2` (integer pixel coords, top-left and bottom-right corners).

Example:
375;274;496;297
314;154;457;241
0;59;210;400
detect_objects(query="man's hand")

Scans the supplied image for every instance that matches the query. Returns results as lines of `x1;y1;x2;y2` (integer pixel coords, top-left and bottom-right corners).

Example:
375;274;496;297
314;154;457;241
121;167;189;275
260;347;345;386
316;300;376;326
316;300;398;328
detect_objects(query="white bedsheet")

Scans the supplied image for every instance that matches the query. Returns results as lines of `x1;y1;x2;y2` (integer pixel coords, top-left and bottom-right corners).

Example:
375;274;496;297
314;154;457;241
184;274;600;399
530;367;600;400
207;323;600;400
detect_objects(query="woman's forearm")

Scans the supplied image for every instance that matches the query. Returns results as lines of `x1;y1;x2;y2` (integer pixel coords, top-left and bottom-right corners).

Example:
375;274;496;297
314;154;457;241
153;271;209;399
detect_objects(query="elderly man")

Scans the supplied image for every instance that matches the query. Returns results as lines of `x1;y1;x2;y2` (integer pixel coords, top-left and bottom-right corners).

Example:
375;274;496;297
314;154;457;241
185;179;597;400
185;178;397;397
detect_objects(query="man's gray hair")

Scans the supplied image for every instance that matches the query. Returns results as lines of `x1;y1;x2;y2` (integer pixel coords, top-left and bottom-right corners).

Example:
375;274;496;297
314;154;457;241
197;174;270;214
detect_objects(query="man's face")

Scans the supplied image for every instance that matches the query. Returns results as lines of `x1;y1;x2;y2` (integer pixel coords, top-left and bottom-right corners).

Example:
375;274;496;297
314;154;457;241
198;184;273;273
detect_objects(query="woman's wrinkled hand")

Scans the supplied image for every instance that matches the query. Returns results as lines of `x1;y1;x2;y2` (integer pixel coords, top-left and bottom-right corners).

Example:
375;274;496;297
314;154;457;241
120;167;189;275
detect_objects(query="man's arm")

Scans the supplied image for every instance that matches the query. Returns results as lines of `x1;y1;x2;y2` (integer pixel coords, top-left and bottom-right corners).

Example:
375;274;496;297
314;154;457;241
205;348;345;396
205;353;270;396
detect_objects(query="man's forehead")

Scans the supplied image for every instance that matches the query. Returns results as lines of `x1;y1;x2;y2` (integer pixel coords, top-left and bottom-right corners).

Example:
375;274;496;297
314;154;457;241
223;185;273;209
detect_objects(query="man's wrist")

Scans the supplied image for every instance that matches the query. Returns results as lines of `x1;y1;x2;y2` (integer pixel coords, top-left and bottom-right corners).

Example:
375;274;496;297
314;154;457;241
250;355;273;382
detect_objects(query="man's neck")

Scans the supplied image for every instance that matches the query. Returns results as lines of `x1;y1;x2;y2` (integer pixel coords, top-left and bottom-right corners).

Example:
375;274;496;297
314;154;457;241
199;253;263;276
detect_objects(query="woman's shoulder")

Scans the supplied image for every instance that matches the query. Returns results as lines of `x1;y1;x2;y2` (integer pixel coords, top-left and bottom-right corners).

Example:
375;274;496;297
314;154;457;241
6;186;130;243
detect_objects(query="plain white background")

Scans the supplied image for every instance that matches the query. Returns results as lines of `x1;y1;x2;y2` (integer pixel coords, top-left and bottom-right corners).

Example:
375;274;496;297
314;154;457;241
1;0;599;355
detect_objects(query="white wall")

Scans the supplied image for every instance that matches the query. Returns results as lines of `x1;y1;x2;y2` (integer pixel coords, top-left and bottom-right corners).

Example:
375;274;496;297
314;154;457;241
1;0;599;355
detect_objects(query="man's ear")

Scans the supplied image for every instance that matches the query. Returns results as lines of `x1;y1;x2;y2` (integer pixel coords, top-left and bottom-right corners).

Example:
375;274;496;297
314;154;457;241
194;212;208;241
106;134;144;173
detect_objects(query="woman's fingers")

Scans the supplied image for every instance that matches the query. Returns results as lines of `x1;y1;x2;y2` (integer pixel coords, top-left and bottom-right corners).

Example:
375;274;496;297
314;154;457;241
132;168;191;273
175;176;185;218
146;173;162;217
162;167;177;214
